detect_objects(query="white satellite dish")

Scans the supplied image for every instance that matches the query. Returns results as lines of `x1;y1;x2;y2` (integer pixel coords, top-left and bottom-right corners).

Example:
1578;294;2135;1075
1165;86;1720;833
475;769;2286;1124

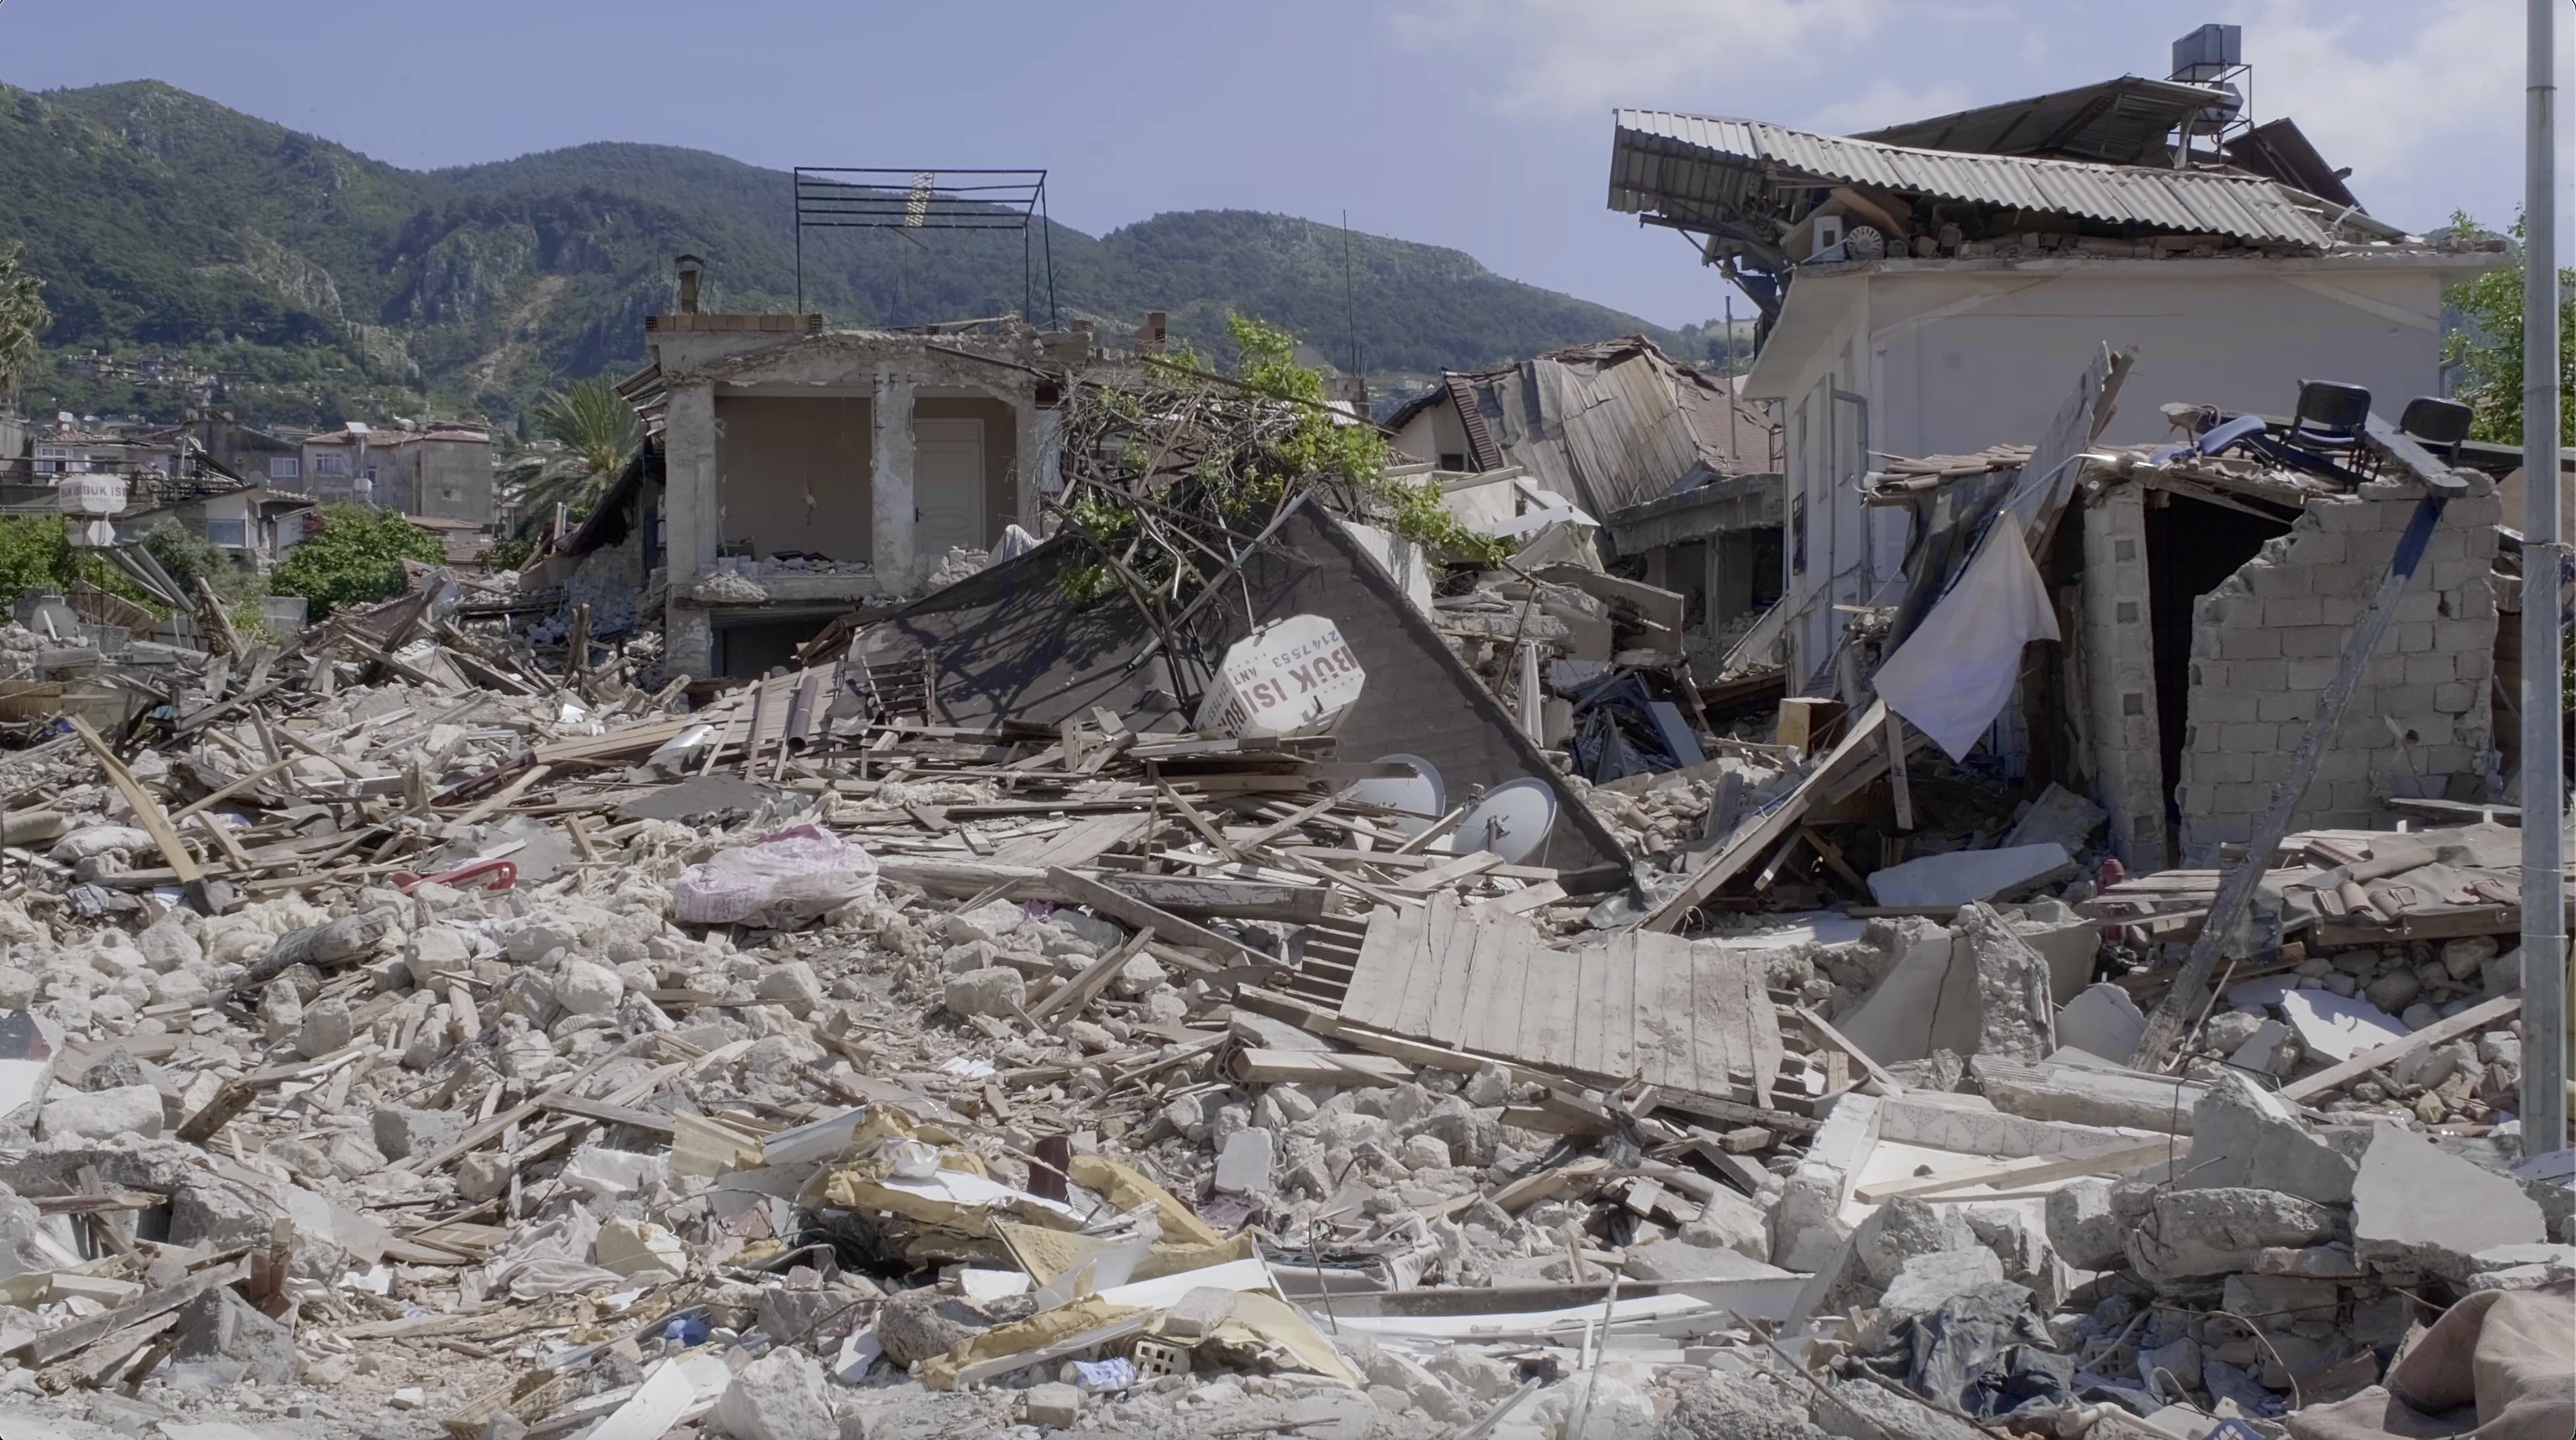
1353;754;1444;837
1438;779;1558;865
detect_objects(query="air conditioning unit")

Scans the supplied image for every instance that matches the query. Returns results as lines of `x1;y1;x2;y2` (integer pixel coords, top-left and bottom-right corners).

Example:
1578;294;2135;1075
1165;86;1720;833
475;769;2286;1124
1811;213;1847;263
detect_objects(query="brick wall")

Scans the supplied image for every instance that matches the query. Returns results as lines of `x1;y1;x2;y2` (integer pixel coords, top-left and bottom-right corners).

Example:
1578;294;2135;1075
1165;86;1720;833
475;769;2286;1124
2173;484;2501;863
2078;484;2172;868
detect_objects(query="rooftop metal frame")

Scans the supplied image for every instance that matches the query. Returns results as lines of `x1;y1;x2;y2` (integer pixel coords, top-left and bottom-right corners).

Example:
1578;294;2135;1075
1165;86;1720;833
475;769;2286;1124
791;168;1058;327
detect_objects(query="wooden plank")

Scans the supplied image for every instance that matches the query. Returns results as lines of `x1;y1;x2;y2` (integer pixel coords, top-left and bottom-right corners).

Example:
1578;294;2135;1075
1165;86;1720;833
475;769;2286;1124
1797;1005;1906;1095
1394;892;1464;1039
1855;1137;2186;1203
1885;711;1915;831
1423;906;1484;1051
1226;1049;1413;1087
2280;995;2521;1101
1642;698;1892;931
1393;849;1504;893
1631;930;1695;1099
1600;931;1638;1084
1337;906;1409;1024
1519;941;1580;1075
1044;866;1266;967
1485;880;1564;914
1028;927;1157;1023
1094;872;1327;923
1458;909;1532;1063
65;716;199;884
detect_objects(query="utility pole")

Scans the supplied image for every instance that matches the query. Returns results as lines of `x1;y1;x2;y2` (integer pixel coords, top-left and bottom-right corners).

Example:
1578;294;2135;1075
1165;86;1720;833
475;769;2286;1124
2521;0;2567;1159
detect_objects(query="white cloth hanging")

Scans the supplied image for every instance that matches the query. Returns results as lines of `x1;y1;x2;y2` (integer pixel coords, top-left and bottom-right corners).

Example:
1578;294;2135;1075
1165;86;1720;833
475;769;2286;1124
1872;512;2060;761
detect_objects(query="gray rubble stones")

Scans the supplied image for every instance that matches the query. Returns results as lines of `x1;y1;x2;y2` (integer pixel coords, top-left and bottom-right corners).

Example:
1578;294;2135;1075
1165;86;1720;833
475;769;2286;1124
1213;1127;1276;1195
556;959;625;1016
172;1286;299;1385
2352;1124;2546;1278
258;977;302;1043
405;924;472;988
39;1083;162;1140
1771;1171;1853;1273
875;1287;994;1368
2054;983;2147;1063
1397;1134;1450;1171
457;1150;514;1203
755;960;825;1016
2202;1010;2269;1054
2184;1070;2364;1204
372;1105;467;1162
1956;903;2055;1062
1464;1062;1514;1107
295;996;353;1057
2128;1187;2338;1287
712;1347;837;1440
1111;953;1168;999
942;899;1025;946
942;966;1024;1019
75;1046;141;1092
1855;1197;1974;1290
1678;1186;1773;1261
1875;1248;2006;1326
1661;1365;1835;1440
135;916;202;972
1020;1381;1081;1429
1160;1285;1238;1341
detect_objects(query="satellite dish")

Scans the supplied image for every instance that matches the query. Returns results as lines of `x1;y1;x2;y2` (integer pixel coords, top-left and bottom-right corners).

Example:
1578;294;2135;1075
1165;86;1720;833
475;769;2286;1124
1438;779;1558;865
1353;754;1444;837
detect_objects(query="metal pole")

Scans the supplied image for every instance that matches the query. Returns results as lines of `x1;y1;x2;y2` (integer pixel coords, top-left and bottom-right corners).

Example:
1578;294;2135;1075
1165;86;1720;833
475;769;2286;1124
2521;0;2567;1158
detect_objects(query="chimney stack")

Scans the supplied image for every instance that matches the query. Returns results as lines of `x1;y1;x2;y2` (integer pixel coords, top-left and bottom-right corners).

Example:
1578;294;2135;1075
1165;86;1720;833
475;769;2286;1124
674;254;705;315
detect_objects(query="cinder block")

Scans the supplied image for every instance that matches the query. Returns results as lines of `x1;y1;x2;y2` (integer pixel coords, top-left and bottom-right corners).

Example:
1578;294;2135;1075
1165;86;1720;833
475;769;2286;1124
2318;594;2363;627
2219;722;2275;753
2433;681;2477;714
2390;620;2434;654
2326;779;2378;816
2233;660;2287;690
2217;781;2271;814
2279;625;2340;658
2256;691;2317;724
2216;625;2280;661
2378;682;2438;717
2251;564;2313;601
2266;595;2322;627
2366;655;2404;685
2314;748;2370;782
2315;499;2374;533
2297;532;2349;566
2457;583;2499;620
2287;658;2338;689
2404;651;2457;685
2447;494;2503;528
2193;689;2260;724
2395;592;2441;623
2203;750;2255;783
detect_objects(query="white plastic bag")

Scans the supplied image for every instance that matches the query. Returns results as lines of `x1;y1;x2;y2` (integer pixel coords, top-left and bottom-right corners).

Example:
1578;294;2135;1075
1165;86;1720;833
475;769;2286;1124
669;824;877;927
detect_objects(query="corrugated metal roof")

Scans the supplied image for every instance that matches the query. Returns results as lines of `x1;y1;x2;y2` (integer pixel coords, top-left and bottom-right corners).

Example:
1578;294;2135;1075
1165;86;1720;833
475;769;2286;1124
1855;77;2228;166
1610;110;2333;249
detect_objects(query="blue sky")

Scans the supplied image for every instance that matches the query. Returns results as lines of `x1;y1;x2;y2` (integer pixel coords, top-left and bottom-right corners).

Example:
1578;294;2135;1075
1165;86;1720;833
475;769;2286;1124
0;0;2553;328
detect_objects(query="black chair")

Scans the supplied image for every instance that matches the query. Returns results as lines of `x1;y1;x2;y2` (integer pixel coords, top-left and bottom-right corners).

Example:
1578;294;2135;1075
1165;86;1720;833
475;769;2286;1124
2398;397;2474;459
2288;380;2373;467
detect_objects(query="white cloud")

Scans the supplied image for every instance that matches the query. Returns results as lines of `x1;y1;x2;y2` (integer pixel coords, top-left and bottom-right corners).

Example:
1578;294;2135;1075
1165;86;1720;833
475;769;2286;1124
2236;0;2529;229
1387;0;1881;116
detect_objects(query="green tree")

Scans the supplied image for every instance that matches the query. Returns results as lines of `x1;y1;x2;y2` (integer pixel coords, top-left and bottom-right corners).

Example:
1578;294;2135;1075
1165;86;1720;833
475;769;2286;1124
141;519;263;605
269;504;442;618
0;246;49;402
503;378;639;536
0;515;158;613
2442;213;2576;445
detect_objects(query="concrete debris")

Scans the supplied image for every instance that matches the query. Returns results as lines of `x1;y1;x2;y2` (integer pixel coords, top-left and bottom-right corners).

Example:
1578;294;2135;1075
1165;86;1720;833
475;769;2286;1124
0;346;2547;1440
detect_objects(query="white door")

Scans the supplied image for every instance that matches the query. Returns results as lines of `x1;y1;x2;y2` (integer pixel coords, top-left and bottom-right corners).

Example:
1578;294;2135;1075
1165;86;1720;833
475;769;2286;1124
914;418;986;561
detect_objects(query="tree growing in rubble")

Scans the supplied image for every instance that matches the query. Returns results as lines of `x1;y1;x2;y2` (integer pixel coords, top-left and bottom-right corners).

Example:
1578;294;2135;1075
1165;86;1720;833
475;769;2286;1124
502;378;639;537
0;246;49;404
2444;213;2576;446
269;504;443;618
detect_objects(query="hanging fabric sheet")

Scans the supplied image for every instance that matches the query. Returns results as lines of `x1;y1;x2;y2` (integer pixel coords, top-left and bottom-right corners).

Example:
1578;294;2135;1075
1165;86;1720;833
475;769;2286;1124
1872;512;2059;762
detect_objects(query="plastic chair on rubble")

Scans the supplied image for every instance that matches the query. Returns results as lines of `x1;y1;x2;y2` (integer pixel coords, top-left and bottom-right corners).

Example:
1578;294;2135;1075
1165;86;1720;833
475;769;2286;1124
2398;396;2474;460
2286;379;2374;467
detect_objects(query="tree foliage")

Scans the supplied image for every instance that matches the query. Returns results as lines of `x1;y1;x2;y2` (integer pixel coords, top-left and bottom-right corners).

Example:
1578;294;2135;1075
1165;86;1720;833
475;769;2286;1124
141;519;262;605
0;516;158;615
2442;213;2576;446
268;504;442;617
502;378;638;535
0;245;48;401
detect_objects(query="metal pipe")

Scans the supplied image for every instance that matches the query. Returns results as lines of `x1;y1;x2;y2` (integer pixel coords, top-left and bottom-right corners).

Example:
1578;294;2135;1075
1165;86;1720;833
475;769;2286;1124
2521;0;2567;1158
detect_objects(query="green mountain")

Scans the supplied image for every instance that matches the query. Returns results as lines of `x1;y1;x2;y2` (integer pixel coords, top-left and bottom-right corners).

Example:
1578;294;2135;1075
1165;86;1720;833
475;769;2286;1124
0;79;1676;430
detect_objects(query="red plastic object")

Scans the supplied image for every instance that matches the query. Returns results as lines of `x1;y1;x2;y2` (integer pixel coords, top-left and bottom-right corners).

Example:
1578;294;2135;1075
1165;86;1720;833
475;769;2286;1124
2096;857;2126;887
393;859;517;896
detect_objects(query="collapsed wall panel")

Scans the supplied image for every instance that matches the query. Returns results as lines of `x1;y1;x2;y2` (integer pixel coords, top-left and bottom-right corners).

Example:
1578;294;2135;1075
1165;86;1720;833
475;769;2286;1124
2174;487;2501;864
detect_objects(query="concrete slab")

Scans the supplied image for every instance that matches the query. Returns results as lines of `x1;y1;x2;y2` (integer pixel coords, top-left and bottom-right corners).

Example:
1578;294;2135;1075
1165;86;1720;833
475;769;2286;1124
2280;990;2409;1062
1867;843;2070;908
2056;983;2147;1065
2354;1124;2545;1279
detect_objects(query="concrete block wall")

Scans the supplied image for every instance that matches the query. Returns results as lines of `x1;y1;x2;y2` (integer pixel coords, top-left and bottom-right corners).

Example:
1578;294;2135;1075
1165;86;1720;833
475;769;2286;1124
2078;484;2171;867
2174;487;2501;863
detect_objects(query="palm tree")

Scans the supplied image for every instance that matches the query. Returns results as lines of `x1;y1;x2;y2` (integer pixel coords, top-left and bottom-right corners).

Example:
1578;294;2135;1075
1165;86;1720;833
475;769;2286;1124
504;377;639;537
0;246;50;404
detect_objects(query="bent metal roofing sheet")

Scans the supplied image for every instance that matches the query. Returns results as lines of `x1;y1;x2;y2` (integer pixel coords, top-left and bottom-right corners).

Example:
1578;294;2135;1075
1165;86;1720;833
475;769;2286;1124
1609;110;2335;249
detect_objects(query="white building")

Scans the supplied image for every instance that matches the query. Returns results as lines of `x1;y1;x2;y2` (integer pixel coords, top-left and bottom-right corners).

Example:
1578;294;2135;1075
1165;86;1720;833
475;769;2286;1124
1605;69;2507;688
